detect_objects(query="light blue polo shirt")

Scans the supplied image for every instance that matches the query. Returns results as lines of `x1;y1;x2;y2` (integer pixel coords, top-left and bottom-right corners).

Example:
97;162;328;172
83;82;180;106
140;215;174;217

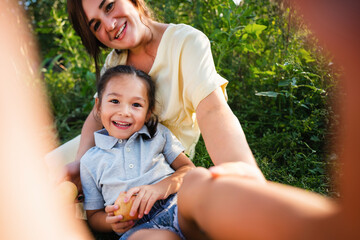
80;123;185;210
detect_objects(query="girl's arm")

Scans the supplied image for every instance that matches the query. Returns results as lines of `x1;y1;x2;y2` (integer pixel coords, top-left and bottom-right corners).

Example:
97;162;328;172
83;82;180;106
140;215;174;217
196;87;265;180
155;153;195;197
125;153;195;218
86;209;112;232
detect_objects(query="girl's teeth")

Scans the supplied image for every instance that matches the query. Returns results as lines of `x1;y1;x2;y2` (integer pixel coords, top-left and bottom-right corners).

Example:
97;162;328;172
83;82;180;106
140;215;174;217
114;121;130;126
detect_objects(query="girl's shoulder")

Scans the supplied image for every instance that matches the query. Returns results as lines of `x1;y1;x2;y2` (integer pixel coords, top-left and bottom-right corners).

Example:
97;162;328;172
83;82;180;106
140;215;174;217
150;122;172;139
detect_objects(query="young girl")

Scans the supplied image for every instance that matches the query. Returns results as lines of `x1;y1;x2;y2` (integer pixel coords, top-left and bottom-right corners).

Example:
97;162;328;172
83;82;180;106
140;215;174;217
80;65;194;239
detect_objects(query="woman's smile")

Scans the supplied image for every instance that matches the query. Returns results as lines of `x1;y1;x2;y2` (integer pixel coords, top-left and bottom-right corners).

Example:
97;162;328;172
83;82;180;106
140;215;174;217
115;22;127;40
82;0;147;50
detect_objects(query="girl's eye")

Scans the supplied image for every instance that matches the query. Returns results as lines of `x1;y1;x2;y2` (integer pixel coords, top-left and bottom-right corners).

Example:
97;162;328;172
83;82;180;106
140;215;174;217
93;21;101;32
105;2;114;13
110;99;119;104
133;103;142;108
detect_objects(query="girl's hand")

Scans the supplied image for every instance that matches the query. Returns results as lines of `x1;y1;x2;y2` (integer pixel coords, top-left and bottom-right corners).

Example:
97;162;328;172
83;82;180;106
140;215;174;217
105;204;135;233
125;184;167;219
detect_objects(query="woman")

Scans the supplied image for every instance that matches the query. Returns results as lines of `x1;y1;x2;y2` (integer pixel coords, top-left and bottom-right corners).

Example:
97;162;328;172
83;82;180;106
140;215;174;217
56;0;264;194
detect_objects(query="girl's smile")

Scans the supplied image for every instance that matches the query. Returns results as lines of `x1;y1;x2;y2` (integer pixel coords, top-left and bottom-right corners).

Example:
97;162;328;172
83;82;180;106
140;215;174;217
96;74;150;140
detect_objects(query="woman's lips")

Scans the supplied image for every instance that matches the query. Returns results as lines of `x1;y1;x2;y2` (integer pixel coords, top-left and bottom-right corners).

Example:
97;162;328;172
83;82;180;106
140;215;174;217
115;22;127;40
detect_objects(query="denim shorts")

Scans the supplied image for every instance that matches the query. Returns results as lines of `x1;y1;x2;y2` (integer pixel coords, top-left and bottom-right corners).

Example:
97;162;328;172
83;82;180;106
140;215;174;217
118;194;185;240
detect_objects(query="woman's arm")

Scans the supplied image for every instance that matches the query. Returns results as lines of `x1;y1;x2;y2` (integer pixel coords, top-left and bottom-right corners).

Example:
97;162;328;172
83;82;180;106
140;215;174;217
196;87;263;175
75;106;103;161
178;167;337;240
63;106;103;191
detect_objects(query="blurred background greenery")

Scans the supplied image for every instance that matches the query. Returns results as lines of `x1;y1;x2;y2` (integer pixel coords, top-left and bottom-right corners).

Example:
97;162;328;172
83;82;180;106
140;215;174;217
24;0;340;196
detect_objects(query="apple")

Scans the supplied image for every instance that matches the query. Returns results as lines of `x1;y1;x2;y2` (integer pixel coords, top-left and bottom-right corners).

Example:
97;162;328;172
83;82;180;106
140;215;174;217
114;192;139;222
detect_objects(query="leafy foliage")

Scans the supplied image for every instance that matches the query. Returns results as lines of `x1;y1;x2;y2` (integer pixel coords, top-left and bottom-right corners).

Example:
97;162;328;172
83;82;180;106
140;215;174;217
28;0;339;196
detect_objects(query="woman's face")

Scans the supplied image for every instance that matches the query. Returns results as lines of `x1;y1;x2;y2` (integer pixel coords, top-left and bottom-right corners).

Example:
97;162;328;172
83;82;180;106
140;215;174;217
82;0;147;50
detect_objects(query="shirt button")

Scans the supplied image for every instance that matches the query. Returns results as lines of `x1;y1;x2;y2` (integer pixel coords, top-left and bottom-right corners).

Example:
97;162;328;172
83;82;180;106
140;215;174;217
129;164;134;169
118;139;123;143
126;147;131;152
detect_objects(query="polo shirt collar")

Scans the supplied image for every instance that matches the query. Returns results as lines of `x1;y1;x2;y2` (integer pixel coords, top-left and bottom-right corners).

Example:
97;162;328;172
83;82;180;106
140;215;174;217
94;126;151;150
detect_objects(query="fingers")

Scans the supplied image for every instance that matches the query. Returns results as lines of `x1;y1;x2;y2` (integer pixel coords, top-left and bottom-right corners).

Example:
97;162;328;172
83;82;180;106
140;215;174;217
130;190;145;218
143;195;157;216
125;187;139;202
105;204;119;214
130;188;157;218
111;220;135;233
106;213;123;224
105;204;135;233
209;162;266;183
126;185;165;219
106;214;135;233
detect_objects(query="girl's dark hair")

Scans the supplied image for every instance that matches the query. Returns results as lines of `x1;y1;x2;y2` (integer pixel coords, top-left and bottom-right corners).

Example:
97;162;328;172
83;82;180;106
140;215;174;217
67;0;154;80
97;65;158;136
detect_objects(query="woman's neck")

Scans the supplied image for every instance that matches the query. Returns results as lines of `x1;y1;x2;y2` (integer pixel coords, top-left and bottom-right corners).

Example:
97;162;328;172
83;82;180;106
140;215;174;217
127;21;168;74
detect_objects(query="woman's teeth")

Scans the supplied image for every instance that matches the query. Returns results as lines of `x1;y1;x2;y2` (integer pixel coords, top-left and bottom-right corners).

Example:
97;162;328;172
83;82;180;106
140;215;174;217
115;23;126;39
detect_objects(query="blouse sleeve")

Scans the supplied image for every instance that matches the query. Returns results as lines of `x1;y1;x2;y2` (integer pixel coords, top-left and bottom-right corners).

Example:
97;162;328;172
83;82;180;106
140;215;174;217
179;27;228;110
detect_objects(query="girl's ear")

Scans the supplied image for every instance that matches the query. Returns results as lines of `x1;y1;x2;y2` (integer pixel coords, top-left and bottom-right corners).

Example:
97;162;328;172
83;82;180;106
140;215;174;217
145;111;152;122
95;97;100;109
95;97;101;113
94;97;102;122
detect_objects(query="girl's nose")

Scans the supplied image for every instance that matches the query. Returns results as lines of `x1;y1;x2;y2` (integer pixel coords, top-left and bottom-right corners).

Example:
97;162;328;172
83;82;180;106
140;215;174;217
118;105;130;116
104;17;117;32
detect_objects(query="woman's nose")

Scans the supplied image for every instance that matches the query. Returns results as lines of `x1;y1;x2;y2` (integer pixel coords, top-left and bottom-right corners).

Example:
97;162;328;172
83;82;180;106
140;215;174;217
104;17;117;32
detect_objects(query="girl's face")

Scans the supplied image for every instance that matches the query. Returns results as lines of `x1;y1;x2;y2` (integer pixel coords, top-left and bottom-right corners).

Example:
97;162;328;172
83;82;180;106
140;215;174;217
82;0;147;50
97;74;150;139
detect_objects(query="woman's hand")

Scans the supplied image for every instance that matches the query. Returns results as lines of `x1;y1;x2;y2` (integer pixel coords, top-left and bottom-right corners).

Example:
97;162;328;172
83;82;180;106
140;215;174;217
62;160;83;201
56;160;83;202
209;162;266;183
105;204;135;233
125;184;167;219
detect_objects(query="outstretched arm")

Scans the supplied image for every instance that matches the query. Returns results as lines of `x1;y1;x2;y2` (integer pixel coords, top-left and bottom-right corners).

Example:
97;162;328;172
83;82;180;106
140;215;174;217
177;167;338;240
196;87;264;180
